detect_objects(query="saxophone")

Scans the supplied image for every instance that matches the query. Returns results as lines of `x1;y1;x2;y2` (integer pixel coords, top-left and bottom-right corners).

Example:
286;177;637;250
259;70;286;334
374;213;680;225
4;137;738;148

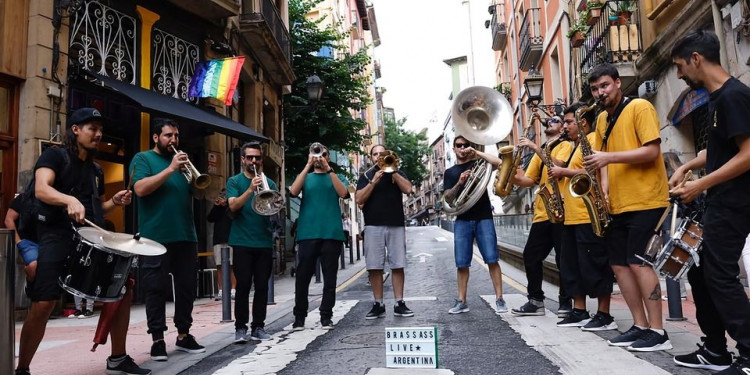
569;101;611;237
494;125;531;196
538;134;566;223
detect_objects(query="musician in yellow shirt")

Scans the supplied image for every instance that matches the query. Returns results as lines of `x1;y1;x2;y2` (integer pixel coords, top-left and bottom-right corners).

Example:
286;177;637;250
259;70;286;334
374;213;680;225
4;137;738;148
548;103;615;331
584;64;670;352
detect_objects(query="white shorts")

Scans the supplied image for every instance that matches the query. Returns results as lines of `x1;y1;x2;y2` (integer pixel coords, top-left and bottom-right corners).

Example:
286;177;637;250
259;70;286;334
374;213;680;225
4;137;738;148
213;244;233;266
364;226;407;270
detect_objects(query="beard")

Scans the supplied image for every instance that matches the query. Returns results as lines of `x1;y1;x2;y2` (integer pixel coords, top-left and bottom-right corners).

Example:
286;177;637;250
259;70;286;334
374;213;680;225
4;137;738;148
156;141;173;155
245;163;260;174
683;77;703;90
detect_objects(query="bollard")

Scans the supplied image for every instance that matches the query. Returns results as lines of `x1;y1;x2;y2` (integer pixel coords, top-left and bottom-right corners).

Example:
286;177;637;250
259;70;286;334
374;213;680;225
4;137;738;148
349;235;354;265
0;229;15;375
665;278;686;321
268;253;276;305
315;258;322;284
356;236;361;261
220;246;233;323
340;243;346;270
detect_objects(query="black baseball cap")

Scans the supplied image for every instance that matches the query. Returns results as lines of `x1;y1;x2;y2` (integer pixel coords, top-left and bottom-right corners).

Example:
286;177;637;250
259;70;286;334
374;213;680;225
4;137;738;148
67;107;105;128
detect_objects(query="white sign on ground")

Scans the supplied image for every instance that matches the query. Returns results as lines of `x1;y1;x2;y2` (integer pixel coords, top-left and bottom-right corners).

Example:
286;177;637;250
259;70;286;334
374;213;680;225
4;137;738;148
385;326;438;369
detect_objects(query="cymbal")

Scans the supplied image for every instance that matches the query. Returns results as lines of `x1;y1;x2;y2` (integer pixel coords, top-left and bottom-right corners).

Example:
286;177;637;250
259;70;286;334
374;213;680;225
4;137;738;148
77;227;166;256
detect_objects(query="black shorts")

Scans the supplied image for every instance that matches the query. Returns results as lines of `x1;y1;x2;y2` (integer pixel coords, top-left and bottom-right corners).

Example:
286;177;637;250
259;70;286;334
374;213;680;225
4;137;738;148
29;230;75;302
560;224;614;297
606;208;665;266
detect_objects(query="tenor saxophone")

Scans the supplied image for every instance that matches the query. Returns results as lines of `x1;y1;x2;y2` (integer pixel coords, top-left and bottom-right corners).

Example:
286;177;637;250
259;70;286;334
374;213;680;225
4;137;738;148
493;145;520;196
569;101;611;237
538;135;566;223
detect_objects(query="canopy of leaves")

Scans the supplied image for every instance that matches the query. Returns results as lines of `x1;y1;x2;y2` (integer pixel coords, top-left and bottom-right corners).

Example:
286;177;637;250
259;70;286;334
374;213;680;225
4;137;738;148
284;0;372;179
383;117;430;187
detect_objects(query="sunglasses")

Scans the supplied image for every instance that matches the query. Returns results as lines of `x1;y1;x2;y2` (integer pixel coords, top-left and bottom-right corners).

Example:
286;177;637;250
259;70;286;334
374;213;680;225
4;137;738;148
244;155;262;160
454;143;470;149
547;118;561;124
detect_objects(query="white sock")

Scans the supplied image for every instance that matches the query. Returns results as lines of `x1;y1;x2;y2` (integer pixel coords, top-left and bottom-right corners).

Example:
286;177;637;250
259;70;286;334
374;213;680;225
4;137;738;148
650;328;665;335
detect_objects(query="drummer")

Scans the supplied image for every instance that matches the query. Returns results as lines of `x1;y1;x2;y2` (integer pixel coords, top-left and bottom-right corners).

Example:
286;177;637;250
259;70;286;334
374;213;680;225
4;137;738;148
14;108;147;375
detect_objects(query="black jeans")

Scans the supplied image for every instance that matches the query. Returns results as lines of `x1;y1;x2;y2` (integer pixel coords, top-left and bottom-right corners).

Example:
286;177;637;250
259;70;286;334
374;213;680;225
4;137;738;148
233;246;273;330
141;241;197;340
294;239;341;320
693;204;750;356
523;220;568;302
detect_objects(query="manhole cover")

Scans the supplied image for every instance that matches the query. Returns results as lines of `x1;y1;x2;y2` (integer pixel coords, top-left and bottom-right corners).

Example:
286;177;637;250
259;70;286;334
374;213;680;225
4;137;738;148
340;332;383;346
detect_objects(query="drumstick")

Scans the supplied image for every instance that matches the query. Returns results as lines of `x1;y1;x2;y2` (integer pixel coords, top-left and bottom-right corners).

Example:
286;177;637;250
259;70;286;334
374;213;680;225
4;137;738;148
84;218;110;236
126;163;136;191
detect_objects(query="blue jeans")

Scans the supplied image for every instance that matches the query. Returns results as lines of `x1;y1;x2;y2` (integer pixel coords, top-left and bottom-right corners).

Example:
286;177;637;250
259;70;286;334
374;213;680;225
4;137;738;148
453;219;498;268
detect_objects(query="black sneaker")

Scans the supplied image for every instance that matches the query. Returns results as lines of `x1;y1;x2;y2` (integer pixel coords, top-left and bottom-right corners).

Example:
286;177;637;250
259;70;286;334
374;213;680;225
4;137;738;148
717;356;750;374
608;325;646;347
581;311;618;331
292;317;305;331
320;318;334;330
511;300;545;316
175;334;206;354
80;309;94;319
68;309;82;319
556;309;590;327
366;302;386;320
674;344;732;371
627;329;673;352
15;369;31;375
150;340;167;361
106;355;152;375
394;301;414;317
557;300;572;318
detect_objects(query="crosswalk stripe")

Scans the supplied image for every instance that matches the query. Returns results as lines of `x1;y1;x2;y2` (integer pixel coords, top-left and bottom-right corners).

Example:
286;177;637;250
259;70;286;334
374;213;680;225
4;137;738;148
212;299;358;375
481;294;673;375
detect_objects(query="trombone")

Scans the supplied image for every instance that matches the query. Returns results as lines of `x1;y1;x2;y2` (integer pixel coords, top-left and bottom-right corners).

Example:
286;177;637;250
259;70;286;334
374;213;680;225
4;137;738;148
170;145;211;189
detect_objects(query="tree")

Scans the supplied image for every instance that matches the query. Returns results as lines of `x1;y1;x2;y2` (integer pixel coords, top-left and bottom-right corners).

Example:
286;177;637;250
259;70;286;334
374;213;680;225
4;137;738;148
284;0;372;179
383;117;431;186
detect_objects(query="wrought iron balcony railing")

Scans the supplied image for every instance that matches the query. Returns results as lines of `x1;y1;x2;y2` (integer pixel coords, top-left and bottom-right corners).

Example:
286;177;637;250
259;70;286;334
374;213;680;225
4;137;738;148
519;7;543;71
490;6;507;51
240;0;294;84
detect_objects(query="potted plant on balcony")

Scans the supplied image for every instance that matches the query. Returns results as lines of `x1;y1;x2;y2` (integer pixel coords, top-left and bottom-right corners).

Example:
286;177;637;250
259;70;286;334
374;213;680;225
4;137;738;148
616;0;638;25
567;19;588;48
495;82;512;101
586;0;605;26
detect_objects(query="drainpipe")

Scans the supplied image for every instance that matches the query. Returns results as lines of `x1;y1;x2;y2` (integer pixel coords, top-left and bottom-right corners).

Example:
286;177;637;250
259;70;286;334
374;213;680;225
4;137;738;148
712;0;729;70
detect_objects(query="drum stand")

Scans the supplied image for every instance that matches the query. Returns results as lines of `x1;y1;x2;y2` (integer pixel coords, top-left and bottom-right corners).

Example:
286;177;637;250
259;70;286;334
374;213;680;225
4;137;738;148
665;202;687;322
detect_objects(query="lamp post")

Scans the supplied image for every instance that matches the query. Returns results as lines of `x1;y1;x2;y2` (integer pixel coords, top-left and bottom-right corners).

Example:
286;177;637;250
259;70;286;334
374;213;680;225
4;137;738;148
287;75;325;115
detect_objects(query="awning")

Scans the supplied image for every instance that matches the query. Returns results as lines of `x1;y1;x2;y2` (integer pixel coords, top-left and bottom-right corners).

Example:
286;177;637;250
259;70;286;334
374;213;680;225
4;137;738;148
670;88;709;125
90;73;268;142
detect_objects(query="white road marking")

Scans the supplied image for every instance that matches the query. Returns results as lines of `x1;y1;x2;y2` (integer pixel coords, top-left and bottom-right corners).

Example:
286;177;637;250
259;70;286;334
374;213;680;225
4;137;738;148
412;252;434;262
366;368;455;374
434;237;447;242
480;294;672;375
212;300;358;375
402;296;438;302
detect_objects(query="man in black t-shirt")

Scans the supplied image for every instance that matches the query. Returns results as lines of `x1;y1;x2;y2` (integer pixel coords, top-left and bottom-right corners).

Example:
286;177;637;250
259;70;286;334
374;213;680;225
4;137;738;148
355;144;414;320
14;108;145;375
670;31;750;373
442;135;507;315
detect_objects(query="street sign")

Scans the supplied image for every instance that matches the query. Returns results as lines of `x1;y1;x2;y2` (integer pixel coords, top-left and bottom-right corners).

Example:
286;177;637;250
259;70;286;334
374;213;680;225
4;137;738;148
385;326;438;369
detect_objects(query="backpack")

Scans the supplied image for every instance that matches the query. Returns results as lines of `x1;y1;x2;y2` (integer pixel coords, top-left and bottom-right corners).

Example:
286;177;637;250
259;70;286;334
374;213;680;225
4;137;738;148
17;148;72;242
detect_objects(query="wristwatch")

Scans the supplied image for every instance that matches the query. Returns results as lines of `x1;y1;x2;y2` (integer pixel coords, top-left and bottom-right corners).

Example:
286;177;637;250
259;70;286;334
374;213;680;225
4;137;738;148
327;168;334;174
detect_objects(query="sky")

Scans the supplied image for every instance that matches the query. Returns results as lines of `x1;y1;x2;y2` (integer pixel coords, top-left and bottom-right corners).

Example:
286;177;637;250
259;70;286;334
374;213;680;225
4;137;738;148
370;0;497;143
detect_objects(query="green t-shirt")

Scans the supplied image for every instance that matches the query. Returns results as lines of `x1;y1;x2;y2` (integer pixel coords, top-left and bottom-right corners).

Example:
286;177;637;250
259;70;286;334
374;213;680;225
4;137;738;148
226;172;277;248
296;172;347;242
130;150;197;244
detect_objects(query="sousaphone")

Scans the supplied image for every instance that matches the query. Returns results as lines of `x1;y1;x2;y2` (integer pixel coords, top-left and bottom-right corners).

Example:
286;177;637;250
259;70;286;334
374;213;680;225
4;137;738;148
441;86;513;216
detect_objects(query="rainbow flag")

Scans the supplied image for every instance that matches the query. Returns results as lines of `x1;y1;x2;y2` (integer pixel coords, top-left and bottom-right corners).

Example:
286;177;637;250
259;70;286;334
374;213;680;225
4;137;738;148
188;57;245;105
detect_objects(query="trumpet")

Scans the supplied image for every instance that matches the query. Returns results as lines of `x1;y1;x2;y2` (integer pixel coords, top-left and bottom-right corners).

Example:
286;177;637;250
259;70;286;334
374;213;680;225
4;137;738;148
251;165;284;216
309;142;326;157
377;150;400;173
170;145;211;189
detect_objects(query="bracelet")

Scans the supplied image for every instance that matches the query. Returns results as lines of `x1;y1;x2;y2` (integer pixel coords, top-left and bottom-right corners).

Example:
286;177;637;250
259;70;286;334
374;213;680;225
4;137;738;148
112;197;121;206
327;168;334;174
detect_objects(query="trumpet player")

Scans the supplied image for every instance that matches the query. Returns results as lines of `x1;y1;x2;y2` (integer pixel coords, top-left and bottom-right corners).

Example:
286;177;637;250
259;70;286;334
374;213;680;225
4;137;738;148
131;118;205;361
355;144;414;320
584;64;670;351
547;103;615;330
442;136;507;314
511;116;573;318
226;142;278;343
289;144;349;330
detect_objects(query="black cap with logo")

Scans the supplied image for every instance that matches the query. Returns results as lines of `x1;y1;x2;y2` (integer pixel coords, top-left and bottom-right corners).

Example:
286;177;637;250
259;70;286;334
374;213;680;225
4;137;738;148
67;107;105;128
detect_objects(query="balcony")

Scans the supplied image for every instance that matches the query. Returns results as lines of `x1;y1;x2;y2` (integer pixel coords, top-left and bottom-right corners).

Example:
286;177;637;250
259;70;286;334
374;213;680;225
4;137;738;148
519;8;543;71
240;0;295;85
165;0;240;20
490;4;507;51
580;1;642;96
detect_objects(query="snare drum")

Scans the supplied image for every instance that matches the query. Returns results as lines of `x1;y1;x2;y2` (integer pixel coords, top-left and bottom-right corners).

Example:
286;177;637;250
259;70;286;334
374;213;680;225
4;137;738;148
653;219;703;280
59;231;136;302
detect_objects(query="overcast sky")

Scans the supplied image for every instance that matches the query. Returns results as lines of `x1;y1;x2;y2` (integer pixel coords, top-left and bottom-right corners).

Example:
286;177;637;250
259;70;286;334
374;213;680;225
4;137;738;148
371;0;496;142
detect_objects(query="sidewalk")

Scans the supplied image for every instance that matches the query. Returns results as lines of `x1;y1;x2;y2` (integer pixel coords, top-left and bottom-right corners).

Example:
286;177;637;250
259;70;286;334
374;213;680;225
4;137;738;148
14;246;368;375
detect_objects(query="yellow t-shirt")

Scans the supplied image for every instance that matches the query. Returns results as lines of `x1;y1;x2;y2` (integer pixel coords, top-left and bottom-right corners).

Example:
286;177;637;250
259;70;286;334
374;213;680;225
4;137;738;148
525;141;574;223
562;132;598;225
593;98;669;214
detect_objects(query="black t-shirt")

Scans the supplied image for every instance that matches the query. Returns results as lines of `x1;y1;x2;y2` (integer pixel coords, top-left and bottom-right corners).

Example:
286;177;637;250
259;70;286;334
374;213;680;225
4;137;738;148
706;77;750;207
443;160;492;221
34;147;105;230
356;167;408;226
207;203;231;244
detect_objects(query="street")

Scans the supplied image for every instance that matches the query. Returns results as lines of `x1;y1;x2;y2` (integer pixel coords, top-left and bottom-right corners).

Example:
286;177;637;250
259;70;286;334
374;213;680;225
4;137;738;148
175;226;708;375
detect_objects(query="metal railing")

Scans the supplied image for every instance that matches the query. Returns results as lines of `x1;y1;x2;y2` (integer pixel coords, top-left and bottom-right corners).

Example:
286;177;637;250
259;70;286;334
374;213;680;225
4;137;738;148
519;7;542;70
490;7;507;51
580;1;642;83
437;213;534;250
242;0;292;66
